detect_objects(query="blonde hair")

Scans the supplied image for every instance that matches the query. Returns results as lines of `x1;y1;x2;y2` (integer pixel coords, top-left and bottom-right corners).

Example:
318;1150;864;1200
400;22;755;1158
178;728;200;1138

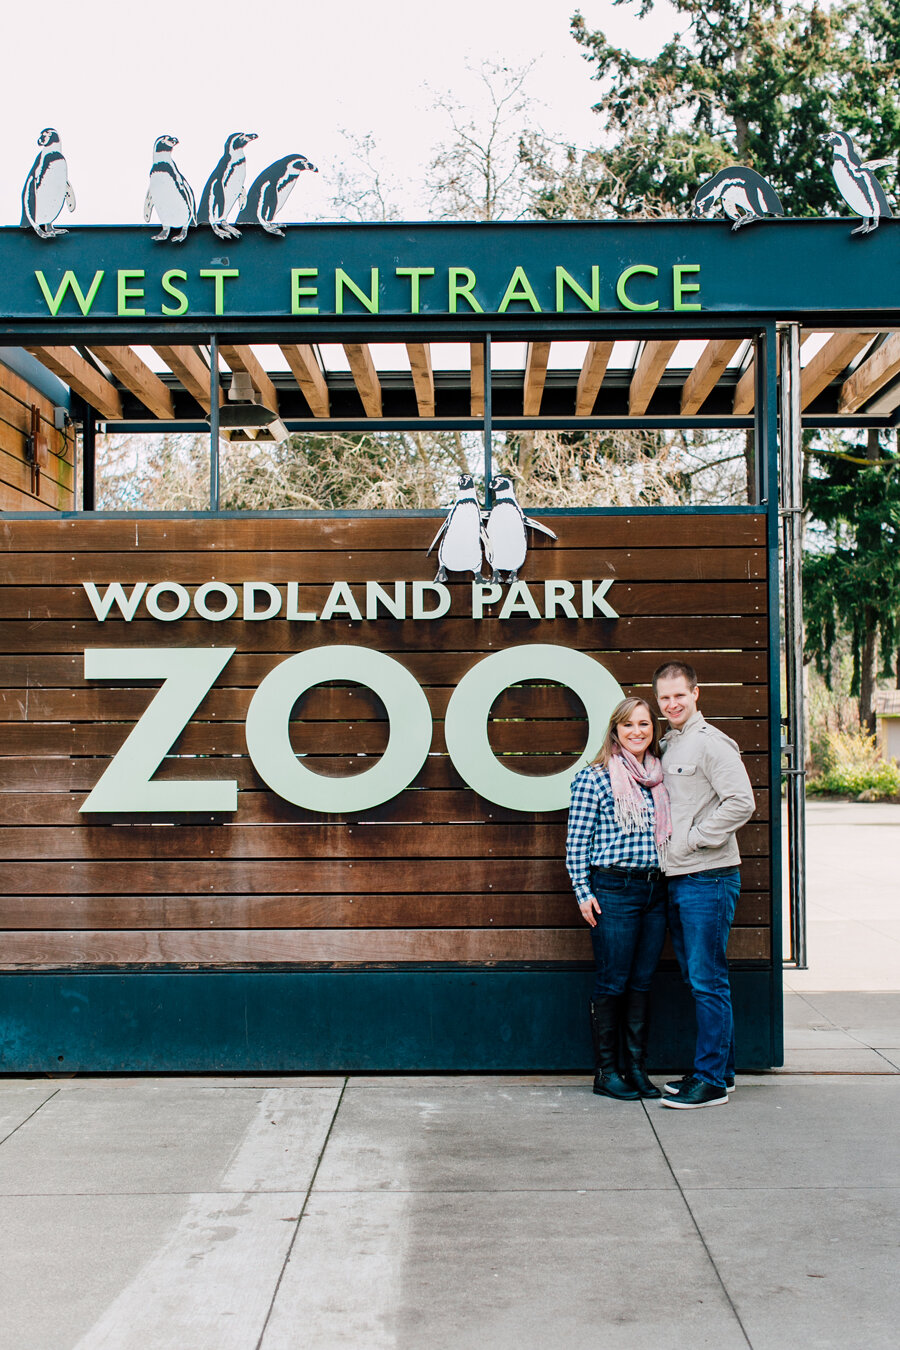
591;696;660;768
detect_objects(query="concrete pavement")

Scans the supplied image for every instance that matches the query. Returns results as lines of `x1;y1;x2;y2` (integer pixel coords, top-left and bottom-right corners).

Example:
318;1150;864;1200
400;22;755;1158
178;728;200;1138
783;800;900;992
2;1066;898;1349
0;798;897;1349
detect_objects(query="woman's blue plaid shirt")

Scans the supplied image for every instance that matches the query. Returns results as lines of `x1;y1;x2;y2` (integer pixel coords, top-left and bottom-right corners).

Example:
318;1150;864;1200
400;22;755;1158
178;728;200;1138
565;764;659;908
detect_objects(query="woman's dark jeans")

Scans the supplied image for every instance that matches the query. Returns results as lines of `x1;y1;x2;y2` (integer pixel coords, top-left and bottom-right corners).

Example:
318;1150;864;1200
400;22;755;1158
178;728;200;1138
588;866;667;1001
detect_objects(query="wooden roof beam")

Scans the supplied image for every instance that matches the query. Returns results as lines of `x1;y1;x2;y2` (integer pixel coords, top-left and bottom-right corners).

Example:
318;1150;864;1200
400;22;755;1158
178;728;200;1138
152;345;222;414
733;360;756;415
406;343;435;417
279;344;329;417
25;346;122;421
575;340;614;416
470;343;484;417
801;332;874;409
629;340;678;416
839;332;900;413
733;345;781;416
344;344;382;417
680;338;742;415
219;344;279;414
523;341;551;416
88;346;174;420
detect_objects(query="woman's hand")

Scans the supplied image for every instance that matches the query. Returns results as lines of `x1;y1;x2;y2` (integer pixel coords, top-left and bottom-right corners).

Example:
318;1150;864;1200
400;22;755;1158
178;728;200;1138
579;896;601;928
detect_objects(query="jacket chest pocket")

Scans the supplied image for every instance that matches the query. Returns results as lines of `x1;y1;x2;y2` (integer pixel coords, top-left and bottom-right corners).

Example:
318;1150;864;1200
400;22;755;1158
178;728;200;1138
666;763;702;795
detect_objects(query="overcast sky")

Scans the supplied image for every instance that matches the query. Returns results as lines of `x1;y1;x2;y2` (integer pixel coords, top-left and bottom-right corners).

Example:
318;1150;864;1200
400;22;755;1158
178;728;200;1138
3;0;679;226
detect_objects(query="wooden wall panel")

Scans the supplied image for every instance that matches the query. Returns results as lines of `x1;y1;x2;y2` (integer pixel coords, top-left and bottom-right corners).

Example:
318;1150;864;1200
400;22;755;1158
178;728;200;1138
0;512;773;972
0;364;75;512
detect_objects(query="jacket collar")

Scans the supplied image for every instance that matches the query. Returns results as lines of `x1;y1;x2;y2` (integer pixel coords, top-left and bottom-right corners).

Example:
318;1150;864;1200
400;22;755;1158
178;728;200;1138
665;710;704;740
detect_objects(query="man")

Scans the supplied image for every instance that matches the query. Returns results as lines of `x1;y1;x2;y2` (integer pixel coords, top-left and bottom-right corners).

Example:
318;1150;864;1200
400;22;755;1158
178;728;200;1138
653;661;755;1109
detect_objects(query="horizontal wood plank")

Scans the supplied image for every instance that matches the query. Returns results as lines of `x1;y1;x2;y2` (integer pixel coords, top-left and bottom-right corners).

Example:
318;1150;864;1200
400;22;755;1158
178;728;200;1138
0;716;770;756
0;514;768;553
0;650;770;688
0;682;769;722
0;580;768;623
0;482;57;512
0;924;769;966
0;822;768;861
0;855;772;894
0;616;769;655
0;453;73;511
0;752;771;793
0;891;770;930
0;788;771;827
0;547;767;585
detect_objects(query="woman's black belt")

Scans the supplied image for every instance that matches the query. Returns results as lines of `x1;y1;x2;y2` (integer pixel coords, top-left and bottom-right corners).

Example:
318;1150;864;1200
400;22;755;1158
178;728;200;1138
592;864;662;881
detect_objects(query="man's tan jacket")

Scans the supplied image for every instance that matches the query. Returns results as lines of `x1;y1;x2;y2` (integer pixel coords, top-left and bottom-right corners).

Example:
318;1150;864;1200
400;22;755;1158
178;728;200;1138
660;711;756;876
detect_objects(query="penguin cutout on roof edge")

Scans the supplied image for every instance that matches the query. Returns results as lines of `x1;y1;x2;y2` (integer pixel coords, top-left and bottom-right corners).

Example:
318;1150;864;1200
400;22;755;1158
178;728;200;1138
484;477;557;584
821;131;894;235
144;136;197;242
691;167;784;230
200;132;258;239
21;129;76;238
428;474;488;583
236;154;318;236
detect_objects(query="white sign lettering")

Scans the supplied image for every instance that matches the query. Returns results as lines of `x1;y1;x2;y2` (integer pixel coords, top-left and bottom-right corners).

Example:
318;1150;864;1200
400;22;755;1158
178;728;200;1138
82;578;619;623
79;644;625;815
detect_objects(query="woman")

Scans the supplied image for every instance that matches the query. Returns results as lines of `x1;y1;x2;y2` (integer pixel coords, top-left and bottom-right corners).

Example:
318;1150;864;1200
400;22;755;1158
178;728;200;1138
566;696;671;1101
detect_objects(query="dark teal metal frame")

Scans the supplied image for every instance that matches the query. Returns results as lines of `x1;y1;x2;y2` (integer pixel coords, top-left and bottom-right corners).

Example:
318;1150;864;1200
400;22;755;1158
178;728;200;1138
0;216;793;1070
0;970;776;1074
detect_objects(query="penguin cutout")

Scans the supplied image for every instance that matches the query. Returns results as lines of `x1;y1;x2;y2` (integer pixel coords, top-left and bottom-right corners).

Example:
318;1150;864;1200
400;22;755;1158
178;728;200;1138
821;132;894;236
484;476;557;584
21;128;76;238
691;167;783;230
427;474;487;583
200;132;258;239
144;135;197;242
236;154;318;236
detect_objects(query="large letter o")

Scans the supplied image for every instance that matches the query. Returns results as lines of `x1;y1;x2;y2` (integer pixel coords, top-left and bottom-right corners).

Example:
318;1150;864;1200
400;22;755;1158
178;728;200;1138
444;645;624;811
245;646;432;811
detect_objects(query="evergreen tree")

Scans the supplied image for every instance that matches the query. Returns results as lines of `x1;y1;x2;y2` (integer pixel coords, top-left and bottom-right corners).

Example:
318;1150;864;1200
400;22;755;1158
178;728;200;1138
534;1;849;219
803;432;900;731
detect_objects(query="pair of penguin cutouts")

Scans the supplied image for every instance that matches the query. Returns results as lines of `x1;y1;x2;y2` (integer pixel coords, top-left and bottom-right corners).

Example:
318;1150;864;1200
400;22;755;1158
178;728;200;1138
428;474;557;585
21;129;317;241
692;131;894;235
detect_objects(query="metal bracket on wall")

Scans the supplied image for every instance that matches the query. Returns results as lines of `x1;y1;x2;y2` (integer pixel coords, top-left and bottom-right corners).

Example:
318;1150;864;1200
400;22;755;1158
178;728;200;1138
23;403;47;496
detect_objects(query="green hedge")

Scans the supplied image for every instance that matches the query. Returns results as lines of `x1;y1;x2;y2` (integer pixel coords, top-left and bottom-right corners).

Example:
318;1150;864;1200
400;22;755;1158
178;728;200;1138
807;729;900;801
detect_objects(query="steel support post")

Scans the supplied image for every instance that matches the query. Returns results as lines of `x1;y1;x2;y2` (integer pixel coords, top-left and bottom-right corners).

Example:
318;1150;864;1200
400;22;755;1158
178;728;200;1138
779;323;807;968
81;406;96;511
483;333;493;508
209;336;220;513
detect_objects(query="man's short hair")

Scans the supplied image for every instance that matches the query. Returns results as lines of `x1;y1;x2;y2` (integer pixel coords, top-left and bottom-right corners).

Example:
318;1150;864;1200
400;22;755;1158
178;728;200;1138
652;660;699;692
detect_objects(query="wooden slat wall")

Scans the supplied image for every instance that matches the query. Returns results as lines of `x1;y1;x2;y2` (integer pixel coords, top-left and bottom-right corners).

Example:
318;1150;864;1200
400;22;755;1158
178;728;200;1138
0;365;74;512
0;513;772;970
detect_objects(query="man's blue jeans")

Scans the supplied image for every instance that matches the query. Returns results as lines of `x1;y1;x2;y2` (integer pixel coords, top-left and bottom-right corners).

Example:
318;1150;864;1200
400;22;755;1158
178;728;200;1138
667;867;740;1087
588;867;667;1001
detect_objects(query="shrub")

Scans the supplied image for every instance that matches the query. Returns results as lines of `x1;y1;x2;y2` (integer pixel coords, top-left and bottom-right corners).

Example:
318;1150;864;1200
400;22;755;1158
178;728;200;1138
807;728;900;800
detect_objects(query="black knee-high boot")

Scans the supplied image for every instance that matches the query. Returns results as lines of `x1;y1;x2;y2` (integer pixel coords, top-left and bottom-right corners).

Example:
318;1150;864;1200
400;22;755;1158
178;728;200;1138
590;996;640;1100
622;989;661;1098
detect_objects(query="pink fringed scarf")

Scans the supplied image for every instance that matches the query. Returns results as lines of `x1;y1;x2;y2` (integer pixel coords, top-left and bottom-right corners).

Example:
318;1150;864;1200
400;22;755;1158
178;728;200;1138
606;748;672;868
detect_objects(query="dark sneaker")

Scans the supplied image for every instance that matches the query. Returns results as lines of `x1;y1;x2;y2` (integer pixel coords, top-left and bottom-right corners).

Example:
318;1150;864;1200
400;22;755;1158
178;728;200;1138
664;1075;735;1095
660;1075;728;1109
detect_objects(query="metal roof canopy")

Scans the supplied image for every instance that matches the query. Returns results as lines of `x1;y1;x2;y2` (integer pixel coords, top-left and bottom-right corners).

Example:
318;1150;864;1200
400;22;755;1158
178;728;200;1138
0;220;898;448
